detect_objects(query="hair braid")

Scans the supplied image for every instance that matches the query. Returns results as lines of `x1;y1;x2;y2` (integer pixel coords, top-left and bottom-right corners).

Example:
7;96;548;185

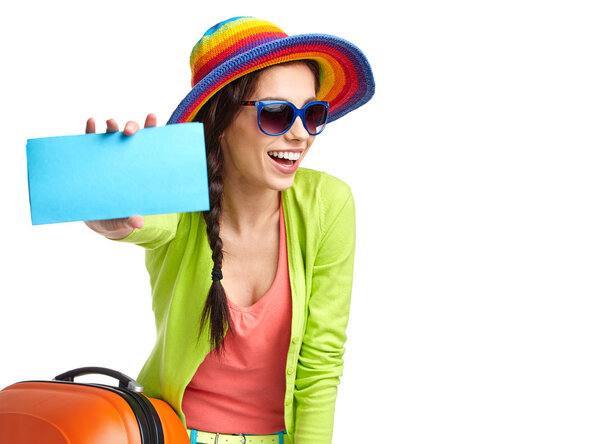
193;72;259;351
192;60;322;352
200;137;230;350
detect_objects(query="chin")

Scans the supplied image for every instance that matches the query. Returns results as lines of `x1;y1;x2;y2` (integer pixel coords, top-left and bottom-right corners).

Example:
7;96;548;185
268;174;297;192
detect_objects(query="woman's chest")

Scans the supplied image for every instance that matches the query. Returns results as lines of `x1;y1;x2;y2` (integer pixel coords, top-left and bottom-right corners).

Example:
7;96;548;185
220;226;281;308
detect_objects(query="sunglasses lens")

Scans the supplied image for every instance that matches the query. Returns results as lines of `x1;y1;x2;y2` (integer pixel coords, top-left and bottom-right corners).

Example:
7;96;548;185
305;104;328;134
259;103;294;135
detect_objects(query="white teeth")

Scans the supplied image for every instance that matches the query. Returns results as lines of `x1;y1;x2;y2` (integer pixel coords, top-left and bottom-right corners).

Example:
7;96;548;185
269;151;301;161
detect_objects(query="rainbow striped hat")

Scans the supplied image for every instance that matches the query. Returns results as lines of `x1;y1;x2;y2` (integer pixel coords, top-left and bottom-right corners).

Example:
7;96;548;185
167;16;375;125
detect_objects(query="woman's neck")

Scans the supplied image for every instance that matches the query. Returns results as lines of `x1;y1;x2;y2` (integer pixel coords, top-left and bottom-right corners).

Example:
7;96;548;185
221;182;280;235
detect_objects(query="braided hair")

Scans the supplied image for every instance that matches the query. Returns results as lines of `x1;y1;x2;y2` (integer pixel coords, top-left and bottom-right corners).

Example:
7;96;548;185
193;60;321;352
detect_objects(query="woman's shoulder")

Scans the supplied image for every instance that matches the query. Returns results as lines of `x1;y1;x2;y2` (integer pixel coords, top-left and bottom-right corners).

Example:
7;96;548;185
285;168;354;229
291;168;353;201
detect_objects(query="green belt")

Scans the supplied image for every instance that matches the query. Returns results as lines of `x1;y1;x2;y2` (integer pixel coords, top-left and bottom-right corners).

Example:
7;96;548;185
188;429;286;444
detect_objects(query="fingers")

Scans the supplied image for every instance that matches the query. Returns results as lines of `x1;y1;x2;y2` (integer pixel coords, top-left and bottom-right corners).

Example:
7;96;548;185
144;113;157;128
86;118;96;134
106;119;119;133
123;120;140;136
86;115;157;136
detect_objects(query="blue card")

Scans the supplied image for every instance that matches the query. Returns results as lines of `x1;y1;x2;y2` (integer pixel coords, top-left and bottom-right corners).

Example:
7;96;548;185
26;122;209;225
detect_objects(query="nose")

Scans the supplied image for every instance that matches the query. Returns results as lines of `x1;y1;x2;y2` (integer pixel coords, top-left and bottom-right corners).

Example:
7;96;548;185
285;115;311;141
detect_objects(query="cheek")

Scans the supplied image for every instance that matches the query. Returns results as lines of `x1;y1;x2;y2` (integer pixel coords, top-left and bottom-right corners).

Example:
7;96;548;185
223;112;262;147
222;121;268;169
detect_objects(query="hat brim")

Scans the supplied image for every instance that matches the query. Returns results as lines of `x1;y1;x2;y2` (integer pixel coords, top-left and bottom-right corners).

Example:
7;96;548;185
167;33;375;125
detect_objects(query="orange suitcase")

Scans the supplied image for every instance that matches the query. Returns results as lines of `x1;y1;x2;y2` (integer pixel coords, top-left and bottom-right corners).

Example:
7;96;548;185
0;367;190;444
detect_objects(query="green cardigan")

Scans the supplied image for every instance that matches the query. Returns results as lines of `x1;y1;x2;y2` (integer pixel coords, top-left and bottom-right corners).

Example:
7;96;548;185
118;168;355;444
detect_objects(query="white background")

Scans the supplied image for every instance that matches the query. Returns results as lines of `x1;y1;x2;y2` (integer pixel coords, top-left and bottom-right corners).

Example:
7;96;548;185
1;1;599;443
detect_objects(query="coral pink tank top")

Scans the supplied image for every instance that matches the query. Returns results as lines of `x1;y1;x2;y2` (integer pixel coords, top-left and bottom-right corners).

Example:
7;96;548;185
182;204;291;434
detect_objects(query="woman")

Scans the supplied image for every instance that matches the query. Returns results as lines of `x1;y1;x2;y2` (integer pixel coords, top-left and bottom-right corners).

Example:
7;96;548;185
85;16;374;444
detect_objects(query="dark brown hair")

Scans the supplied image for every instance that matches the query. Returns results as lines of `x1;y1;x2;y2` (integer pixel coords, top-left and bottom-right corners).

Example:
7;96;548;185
193;60;321;352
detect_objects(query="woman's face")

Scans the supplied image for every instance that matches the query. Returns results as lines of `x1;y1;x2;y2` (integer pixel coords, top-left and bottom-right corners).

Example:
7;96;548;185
220;62;318;193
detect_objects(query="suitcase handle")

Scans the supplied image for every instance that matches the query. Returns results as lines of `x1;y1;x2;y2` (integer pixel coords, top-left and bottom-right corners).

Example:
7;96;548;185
54;367;144;393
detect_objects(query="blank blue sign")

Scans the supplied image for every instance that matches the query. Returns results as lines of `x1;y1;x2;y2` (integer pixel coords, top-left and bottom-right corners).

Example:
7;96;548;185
26;122;209;225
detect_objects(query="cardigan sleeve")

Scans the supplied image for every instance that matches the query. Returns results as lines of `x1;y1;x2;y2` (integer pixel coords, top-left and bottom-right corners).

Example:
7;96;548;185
112;213;180;249
293;184;356;444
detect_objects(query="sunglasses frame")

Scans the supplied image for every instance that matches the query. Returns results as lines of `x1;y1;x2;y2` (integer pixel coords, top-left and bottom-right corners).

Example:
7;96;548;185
240;100;329;136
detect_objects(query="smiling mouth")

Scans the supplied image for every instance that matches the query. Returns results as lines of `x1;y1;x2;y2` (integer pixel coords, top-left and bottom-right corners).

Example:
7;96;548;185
268;151;301;167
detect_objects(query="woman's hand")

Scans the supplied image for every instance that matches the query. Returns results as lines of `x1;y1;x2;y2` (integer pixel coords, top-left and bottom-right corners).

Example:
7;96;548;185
84;113;157;136
83;114;157;240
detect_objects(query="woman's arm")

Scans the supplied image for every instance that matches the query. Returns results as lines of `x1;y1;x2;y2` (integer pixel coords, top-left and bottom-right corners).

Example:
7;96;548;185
111;213;179;249
82;114;179;248
293;186;356;444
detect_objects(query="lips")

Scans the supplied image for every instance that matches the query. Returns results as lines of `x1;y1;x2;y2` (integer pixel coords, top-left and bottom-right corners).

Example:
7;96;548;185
267;150;303;173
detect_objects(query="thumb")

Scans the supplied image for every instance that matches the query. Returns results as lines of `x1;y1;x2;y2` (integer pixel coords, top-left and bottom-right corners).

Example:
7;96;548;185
127;215;144;230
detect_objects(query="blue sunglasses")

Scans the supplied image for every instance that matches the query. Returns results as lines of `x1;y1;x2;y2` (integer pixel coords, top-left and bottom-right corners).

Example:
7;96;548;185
241;100;329;136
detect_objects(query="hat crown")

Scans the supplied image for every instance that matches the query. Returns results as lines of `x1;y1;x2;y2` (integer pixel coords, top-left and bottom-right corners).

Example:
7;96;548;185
190;17;288;87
